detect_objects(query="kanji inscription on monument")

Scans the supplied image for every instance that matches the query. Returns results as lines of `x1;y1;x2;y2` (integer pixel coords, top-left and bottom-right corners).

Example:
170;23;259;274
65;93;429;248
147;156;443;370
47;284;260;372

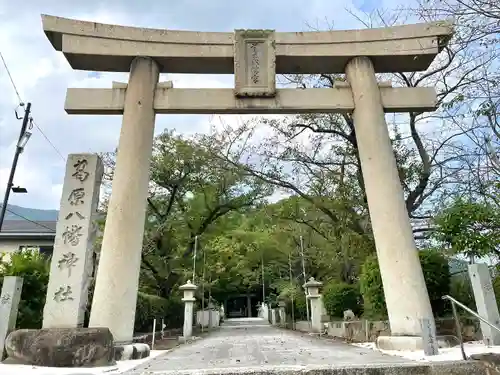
43;154;103;328
234;29;276;97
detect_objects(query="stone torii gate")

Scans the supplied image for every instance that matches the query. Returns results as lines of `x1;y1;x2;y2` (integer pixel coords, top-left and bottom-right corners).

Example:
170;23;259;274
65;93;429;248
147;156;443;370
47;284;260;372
41;15;453;350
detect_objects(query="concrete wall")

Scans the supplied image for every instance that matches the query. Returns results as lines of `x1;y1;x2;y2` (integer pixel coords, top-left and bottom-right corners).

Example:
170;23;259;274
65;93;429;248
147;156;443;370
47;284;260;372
327;320;389;342
295;318;481;342
295;321;311;332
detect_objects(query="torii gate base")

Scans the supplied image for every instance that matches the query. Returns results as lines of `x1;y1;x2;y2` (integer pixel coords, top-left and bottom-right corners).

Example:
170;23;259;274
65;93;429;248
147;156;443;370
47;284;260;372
39;15;453;361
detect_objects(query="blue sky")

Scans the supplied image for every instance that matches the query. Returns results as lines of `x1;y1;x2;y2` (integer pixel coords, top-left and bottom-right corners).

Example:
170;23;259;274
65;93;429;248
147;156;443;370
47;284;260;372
0;0;416;210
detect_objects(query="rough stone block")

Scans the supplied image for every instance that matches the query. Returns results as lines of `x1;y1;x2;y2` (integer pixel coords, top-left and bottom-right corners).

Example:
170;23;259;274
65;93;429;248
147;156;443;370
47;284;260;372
4;327;114;367
234;29;276;97
470;353;500;374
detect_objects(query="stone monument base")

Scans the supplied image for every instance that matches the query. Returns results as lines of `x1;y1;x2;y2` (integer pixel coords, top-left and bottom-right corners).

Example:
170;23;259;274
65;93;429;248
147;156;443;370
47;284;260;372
114;343;150;361
4;327;114;367
376;335;456;351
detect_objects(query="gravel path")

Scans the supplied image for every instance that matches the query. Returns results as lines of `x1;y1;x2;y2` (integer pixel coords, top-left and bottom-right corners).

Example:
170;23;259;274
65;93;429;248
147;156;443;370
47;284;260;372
125;318;409;374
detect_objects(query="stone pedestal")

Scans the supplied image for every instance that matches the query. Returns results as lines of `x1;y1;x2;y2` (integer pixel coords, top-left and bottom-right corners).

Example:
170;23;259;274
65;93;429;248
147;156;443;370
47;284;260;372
89;57;160;344
468;263;500;346
345;56;436;341
180;281;197;339
43;154;103;329
278;301;286;326
304;277;324;333
0;276;23;360
259;302;269;320
270;309;278;325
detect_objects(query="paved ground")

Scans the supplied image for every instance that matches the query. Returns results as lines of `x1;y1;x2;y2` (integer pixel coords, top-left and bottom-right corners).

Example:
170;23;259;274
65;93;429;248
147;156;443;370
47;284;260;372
125;318;418;374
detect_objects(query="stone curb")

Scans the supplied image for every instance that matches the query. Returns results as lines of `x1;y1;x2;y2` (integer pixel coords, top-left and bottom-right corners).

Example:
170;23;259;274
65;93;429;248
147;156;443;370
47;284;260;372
124;361;486;375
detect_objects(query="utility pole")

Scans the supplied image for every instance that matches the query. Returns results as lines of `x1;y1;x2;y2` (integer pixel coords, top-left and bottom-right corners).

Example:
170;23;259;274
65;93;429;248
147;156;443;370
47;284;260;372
288;252;295;329
261;253;265;304
299;235;310;324
0;102;32;231
192;235;198;282
201;245;206;333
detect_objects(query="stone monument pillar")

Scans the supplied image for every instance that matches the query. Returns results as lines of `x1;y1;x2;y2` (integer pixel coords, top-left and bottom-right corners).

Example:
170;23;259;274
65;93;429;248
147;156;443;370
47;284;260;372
89;57;160;344
345;56;435;342
468;263;500;346
304;277;323;333
180;280;197;339
0;276;23;359
43;154;103;328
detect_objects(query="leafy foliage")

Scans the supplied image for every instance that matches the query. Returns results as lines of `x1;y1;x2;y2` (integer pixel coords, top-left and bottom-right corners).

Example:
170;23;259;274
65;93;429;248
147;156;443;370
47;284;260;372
0;250;49;329
433;198;500;258
134;292;183;332
450;275;476;311
419;250;452;316
322;282;362;318
359;255;387;319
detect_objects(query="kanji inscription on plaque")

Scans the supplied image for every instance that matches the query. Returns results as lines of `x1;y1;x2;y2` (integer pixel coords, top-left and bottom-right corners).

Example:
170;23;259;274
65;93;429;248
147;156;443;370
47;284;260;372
234;29;276;97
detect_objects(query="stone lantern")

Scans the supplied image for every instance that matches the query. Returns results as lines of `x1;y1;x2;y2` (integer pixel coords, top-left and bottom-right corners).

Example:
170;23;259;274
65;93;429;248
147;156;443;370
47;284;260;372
303;277;323;332
179;280;197;339
304;277;322;297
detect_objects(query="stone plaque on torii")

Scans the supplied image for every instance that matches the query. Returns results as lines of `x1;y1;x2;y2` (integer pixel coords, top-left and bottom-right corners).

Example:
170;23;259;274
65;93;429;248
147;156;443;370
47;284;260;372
41;14;453;352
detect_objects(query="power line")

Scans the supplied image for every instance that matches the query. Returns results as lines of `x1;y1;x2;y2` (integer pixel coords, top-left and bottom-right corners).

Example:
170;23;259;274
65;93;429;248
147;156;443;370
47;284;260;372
0;204;56;233
0;50;65;162
32;120;65;161
0;51;22;103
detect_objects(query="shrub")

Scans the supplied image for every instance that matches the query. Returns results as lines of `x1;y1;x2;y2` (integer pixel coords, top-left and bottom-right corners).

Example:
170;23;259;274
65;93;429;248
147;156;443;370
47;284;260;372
134;292;183;333
360;255;387;319
290;292;307;320
0;250;50;328
274;281;308;320
360;250;451;319
420;250;451;316
323;281;362;319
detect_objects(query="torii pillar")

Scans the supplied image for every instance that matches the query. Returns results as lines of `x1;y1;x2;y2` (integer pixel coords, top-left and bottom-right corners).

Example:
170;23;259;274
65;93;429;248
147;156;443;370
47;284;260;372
88;57;159;344
345;57;437;351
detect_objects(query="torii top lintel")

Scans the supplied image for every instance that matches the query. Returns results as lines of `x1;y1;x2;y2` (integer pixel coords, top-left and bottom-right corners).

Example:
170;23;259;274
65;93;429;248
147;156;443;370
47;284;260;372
41;15;453;75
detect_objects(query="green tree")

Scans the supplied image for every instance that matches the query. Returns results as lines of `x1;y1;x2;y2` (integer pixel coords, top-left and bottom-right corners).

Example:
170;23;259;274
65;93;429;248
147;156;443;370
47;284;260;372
100;130;273;299
433;197;500;258
322;282;362;318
